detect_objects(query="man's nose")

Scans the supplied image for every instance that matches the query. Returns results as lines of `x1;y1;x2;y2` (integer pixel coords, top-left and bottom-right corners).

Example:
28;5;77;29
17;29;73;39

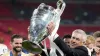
17;43;22;46
72;39;76;43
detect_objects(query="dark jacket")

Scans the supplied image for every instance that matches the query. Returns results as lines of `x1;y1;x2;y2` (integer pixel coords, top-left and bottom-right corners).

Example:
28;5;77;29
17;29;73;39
91;49;96;56
54;37;89;56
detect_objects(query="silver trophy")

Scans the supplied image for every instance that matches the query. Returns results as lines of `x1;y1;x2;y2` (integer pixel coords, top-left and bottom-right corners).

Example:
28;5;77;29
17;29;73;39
22;0;66;55
29;3;55;44
29;0;66;44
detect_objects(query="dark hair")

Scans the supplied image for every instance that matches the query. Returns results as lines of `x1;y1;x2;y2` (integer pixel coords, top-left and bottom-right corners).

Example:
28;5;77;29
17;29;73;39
63;34;71;39
11;34;23;42
93;31;100;38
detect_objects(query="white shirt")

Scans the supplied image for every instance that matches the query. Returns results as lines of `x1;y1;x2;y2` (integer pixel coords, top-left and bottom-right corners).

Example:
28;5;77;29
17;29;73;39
0;44;8;55
84;46;91;56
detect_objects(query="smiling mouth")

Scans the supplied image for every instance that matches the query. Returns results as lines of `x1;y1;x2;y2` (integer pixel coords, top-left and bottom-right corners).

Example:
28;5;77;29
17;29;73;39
71;44;76;46
16;47;21;49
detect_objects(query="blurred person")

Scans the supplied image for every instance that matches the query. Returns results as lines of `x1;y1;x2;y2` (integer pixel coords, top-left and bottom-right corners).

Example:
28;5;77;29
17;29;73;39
47;22;89;56
85;35;96;56
93;31;100;56
93;47;100;56
93;31;100;48
63;34;71;47
0;37;9;56
2;34;36;56
62;34;71;56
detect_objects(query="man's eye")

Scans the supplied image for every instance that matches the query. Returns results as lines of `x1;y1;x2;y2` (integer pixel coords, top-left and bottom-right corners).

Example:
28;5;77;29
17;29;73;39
15;43;22;44
76;38;80;41
72;37;75;39
20;43;22;44
15;43;18;44
97;41;100;42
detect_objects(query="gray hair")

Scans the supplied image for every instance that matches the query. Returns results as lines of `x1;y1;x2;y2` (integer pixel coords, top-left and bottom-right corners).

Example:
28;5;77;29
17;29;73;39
72;29;87;42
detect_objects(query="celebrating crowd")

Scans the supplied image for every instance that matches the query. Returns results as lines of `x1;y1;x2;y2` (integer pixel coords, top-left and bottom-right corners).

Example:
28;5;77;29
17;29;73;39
0;22;100;56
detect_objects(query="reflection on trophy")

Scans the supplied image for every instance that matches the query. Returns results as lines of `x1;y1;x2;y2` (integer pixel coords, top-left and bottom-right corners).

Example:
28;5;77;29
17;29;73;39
29;3;55;44
22;0;66;55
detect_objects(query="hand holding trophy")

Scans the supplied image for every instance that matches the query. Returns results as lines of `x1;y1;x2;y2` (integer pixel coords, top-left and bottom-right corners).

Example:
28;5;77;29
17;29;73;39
22;0;66;55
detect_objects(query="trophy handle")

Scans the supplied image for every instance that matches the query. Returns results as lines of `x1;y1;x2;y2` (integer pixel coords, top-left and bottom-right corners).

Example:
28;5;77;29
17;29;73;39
49;0;66;39
57;0;66;16
48;0;66;56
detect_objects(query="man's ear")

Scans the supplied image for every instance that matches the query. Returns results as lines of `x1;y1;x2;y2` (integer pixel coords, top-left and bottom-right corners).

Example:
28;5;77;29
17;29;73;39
10;42;12;46
83;41;86;45
79;41;84;46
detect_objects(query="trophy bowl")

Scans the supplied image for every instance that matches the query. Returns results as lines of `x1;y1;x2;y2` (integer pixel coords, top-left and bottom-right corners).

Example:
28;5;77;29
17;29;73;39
22;40;42;54
29;3;55;44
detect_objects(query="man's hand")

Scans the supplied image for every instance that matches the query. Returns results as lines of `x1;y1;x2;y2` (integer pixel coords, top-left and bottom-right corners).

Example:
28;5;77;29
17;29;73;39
93;46;100;54
47;22;55;35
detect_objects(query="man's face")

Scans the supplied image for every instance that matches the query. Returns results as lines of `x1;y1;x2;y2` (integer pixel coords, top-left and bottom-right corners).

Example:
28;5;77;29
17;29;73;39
70;33;83;48
87;43;94;49
11;38;23;52
64;38;71;46
85;39;95;49
95;37;100;48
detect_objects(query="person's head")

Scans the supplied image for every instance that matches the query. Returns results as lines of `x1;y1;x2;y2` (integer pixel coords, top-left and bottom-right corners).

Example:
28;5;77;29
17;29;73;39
0;37;4;44
93;31;100;48
85;35;95;49
63;34;71;46
70;29;87;48
11;34;23;53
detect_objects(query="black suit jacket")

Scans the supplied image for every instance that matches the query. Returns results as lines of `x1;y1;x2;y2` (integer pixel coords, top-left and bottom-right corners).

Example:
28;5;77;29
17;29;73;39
54;37;89;56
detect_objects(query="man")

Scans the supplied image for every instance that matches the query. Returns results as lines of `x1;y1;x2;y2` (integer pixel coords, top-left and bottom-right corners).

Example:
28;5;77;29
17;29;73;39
2;34;34;56
93;31;100;56
63;34;71;47
47;22;89;56
85;35;95;56
0;38;9;56
93;31;100;48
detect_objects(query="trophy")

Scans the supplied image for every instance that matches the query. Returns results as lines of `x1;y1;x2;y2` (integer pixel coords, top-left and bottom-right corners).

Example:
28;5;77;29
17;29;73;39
29;3;55;44
22;0;66;55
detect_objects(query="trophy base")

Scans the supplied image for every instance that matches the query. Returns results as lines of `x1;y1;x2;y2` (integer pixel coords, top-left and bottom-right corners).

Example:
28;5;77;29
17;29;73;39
22;40;42;54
